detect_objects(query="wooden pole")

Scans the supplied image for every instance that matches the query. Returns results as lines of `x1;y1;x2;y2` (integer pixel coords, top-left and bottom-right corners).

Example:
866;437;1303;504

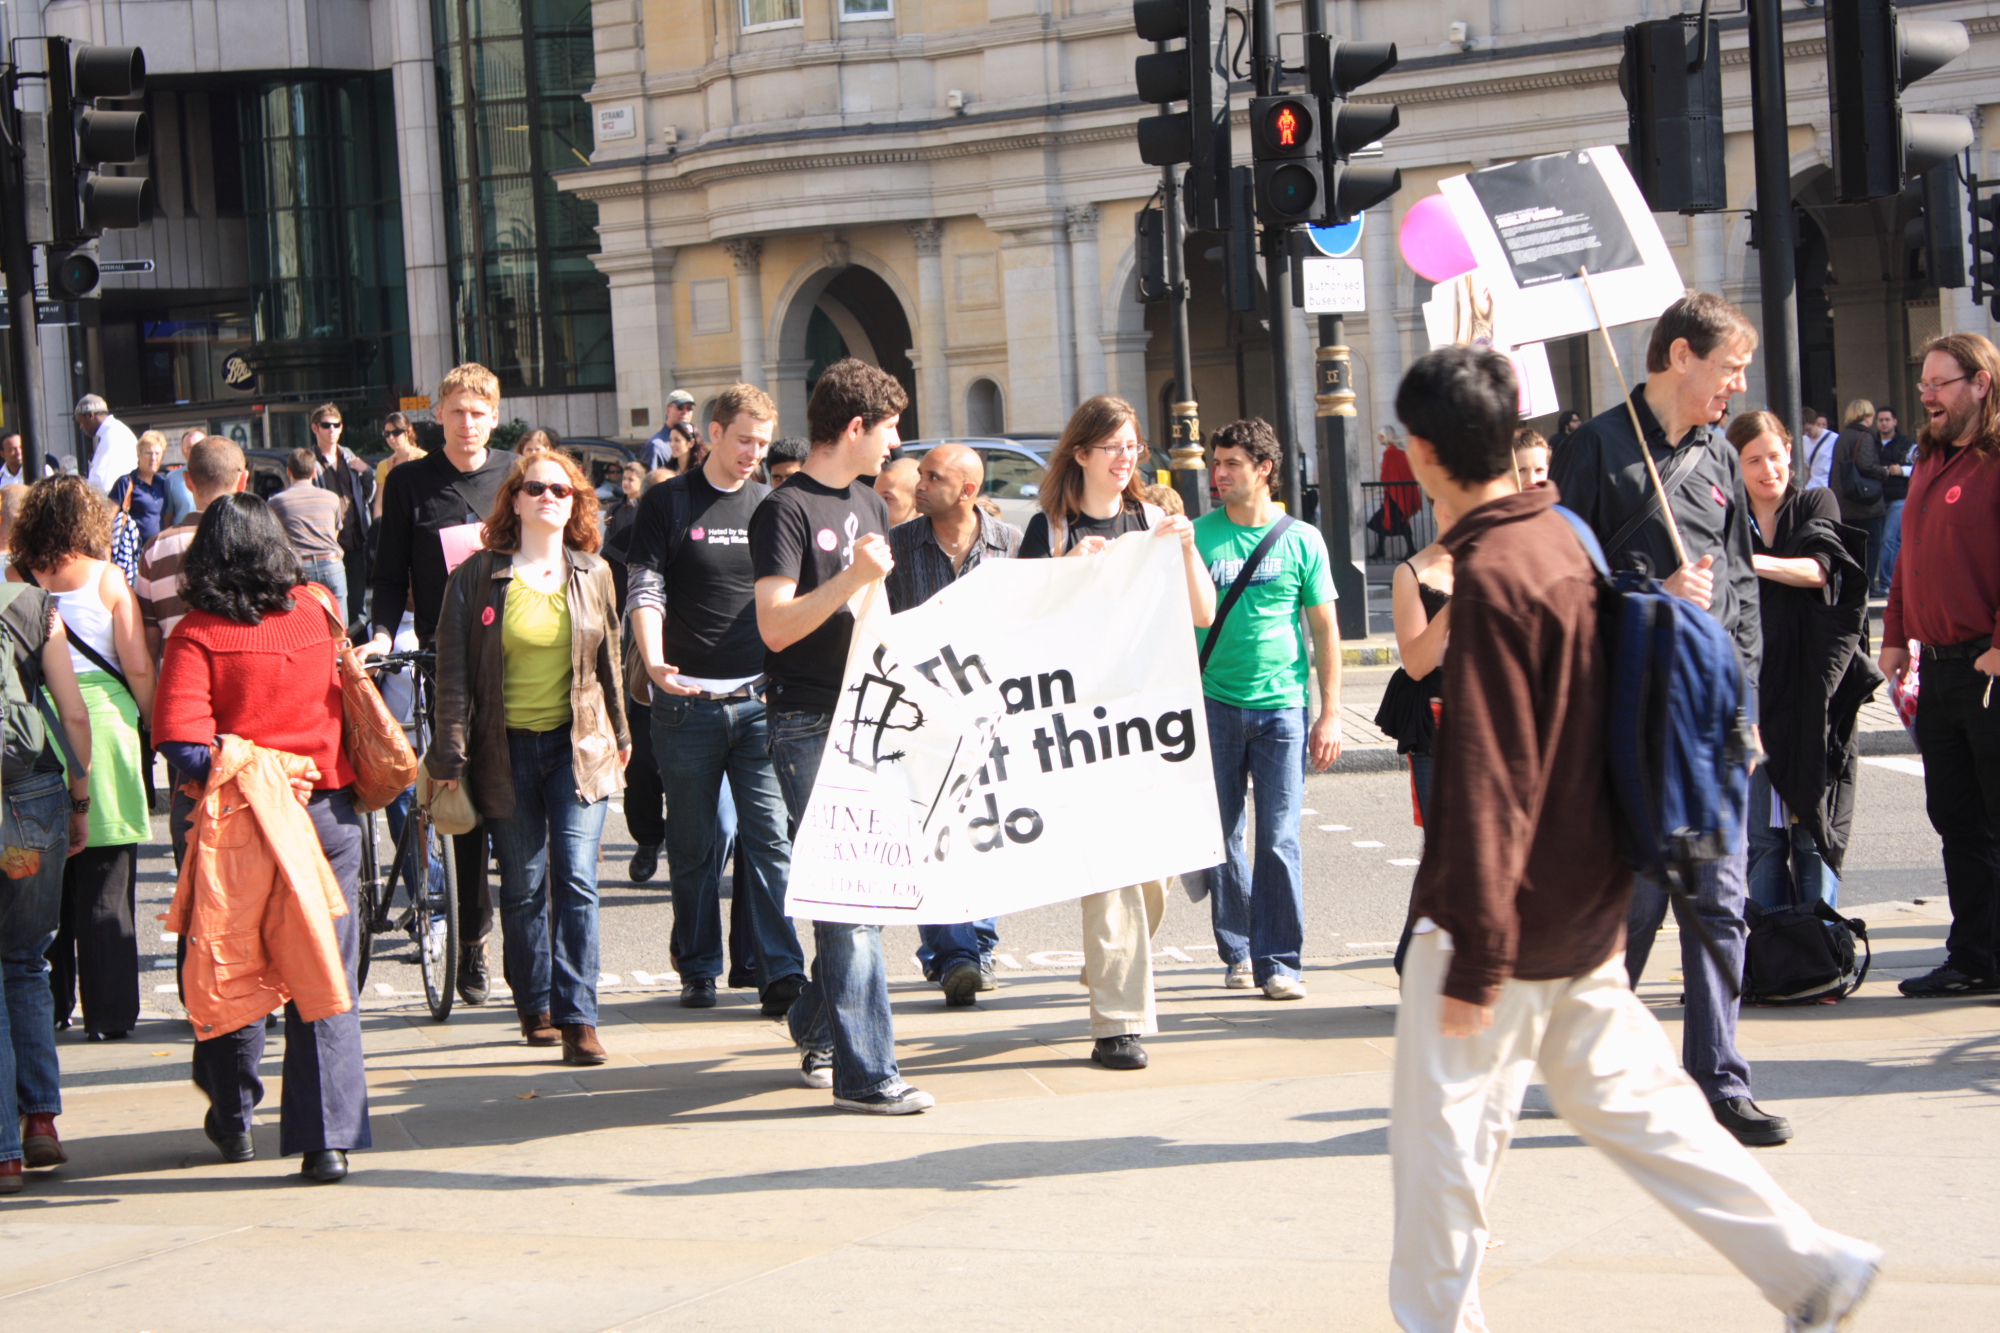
1577;266;1690;570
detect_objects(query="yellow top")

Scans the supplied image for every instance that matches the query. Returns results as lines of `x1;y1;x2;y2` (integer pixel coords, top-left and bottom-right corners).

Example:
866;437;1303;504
501;582;572;731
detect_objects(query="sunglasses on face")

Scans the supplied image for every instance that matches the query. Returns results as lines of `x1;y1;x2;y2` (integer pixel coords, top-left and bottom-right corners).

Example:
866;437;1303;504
521;480;575;499
384;428;408;439
315;420;342;430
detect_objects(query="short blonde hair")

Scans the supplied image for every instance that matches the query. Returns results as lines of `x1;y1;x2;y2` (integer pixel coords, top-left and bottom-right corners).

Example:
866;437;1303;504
437;363;501;410
1842;398;1876;428
137;429;169;455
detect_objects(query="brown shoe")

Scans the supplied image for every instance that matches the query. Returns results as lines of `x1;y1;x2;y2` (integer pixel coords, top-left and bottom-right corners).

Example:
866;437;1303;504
521;1012;560;1046
561;1024;607;1065
21;1113;66;1168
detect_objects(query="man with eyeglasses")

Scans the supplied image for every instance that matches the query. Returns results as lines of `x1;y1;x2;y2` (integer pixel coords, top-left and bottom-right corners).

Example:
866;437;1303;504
1883;333;2000;999
306;403;376;621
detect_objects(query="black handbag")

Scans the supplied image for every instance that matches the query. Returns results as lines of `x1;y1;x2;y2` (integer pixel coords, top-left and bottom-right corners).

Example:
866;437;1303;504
1742;897;1871;1005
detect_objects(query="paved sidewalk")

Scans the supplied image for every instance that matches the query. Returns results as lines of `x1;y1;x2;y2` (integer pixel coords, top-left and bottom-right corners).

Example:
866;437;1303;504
5;900;1996;1330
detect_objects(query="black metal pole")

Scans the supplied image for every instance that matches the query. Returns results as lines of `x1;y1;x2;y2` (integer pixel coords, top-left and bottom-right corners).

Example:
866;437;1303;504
1749;0;1800;444
1252;0;1300;510
1162;162;1209;516
0;64;43;459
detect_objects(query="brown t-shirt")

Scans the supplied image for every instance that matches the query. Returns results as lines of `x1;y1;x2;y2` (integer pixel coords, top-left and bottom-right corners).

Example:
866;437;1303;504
1407;486;1631;1007
268;481;345;562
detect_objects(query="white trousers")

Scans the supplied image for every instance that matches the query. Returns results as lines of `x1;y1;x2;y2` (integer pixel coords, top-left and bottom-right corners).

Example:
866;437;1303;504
1080;880;1166;1039
1390;930;1847;1332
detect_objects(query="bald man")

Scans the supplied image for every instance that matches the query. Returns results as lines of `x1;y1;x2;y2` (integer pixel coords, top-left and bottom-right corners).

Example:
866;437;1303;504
873;454;920;527
885;442;1023;1004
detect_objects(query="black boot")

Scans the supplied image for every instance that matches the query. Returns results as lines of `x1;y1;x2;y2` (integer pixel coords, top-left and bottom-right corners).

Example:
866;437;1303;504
458;943;489;1006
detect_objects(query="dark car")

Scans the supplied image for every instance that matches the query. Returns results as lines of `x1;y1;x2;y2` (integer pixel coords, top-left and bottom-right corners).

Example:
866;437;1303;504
556;437;638;502
243;448;291;501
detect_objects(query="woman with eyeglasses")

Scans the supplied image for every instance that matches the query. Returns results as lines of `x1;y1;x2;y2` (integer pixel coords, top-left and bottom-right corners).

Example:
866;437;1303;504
1018;396;1215;1072
427;451;630;1065
372;412;426;520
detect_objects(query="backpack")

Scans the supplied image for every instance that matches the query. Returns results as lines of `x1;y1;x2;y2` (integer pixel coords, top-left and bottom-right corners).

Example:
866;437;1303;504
1555;507;1755;985
1742;898;1870;1004
0;582;76;782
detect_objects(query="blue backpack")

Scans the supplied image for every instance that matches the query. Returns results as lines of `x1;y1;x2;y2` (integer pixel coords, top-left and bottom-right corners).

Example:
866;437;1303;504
1555;507;1755;980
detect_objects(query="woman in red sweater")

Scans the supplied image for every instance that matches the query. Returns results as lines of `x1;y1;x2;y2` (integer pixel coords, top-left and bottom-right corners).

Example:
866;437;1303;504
153;494;365;1185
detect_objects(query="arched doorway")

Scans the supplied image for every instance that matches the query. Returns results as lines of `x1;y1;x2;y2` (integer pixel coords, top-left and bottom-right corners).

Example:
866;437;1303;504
774;260;920;436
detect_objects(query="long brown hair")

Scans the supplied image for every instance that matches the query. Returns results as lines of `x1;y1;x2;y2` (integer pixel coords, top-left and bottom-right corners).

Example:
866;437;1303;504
1918;332;2000;462
1039;395;1149;521
482;450;601;554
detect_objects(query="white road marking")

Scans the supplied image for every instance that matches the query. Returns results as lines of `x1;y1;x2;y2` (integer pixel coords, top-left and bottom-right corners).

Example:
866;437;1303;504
1184;942;1219;954
600;973;620;986
1353;840;1386;849
994;953;1024;970
1301;808;1318;816
1160;946;1193;962
374;983;395;996
1863;757;1924;777
1027;950;1085;968
1317;824;1351;832
159;931;178;942
1388;858;1421;867
1348;942;1394;950
630;970;655;985
154;983;177;993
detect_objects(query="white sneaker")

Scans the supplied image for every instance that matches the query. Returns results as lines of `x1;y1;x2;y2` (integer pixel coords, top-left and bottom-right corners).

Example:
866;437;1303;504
1263;975;1308;1001
799;1049;833;1090
1787;1238;1883;1332
833;1085;935;1115
1225;960;1255;989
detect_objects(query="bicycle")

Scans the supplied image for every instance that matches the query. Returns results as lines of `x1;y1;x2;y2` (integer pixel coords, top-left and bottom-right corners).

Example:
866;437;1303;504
353;650;459;1022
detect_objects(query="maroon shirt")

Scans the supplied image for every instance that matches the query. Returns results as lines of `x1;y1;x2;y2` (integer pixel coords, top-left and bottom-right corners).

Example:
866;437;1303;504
1407;487;1632;1007
1884;440;2000;649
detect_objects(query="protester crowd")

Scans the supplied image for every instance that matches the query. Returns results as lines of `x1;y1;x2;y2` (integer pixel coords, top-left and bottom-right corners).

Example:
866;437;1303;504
8;291;2000;1332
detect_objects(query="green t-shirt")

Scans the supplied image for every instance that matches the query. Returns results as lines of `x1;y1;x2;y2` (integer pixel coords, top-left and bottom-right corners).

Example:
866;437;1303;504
502;583;574;732
1192;510;1336;710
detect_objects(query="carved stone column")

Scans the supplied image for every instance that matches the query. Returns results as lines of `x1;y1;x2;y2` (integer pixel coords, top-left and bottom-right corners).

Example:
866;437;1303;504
986;210;1070;433
1067;205;1107;402
725;237;766;388
907;219;950;436
389;0;452;398
1364;203;1402;461
590;248;679;439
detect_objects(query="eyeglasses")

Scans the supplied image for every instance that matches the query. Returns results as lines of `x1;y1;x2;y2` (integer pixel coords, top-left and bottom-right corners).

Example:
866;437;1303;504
1918;375;1969;395
383;428;408;439
1091;443;1144;457
314;419;342;430
521;480;574;500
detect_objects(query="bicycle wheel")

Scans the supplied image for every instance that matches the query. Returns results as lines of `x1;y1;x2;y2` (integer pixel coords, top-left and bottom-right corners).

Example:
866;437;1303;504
415;814;460;1021
355;810;380;992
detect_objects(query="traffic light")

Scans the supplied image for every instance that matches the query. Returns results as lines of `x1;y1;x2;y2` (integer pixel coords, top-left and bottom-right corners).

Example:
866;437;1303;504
1826;1;1973;203
1136;206;1169;304
46;242;101;302
1250;95;1322;226
1621;16;1725;213
1971;179;2000;321
45;38;154;246
1133;0;1228;232
1309;37;1401;225
1917;163;1966;289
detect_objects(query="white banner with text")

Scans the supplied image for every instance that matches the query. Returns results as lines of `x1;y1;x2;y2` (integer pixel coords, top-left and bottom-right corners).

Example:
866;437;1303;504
784;533;1225;925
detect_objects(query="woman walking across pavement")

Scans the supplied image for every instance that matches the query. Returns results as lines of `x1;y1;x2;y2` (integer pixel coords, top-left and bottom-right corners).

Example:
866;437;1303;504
428;450;629;1065
1018;396;1215;1070
7;477;154;1041
1729;411;1882;914
153;494;368;1182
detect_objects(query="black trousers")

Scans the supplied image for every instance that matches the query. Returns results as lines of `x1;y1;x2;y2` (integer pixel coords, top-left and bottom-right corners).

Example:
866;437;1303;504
1917;654;2000;978
190;788;371;1155
453;825;494;948
45;842;139;1036
625;698;665;848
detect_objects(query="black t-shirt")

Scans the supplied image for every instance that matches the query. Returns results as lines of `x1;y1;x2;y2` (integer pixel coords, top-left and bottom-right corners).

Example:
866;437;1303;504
370;446;516;641
1018;504;1151;558
748;473;888;712
625;469;769;680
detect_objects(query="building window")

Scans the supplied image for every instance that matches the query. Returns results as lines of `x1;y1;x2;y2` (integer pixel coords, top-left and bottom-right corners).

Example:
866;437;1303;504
690;280;732;334
742;0;802;30
435;0;613;394
840;0;891;18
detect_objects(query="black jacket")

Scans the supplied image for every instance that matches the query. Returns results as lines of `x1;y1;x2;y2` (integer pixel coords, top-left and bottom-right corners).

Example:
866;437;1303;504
1753;489;1883;873
1829;426;1886;521
1878;431;1917;503
1549;384;1763;714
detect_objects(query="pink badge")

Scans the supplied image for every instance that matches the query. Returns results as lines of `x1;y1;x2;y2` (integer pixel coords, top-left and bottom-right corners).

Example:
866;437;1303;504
481;606;495;626
1947;485;1963;504
1712;484;1728;507
815;528;839;551
690;527;706;542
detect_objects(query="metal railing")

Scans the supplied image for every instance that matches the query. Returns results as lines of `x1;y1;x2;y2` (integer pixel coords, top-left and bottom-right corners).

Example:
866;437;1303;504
1361;481;1436;562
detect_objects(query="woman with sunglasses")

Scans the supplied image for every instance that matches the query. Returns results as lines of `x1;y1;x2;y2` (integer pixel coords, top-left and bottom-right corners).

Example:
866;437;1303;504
1019;396;1215;1072
428;451;630;1065
371;412;425;520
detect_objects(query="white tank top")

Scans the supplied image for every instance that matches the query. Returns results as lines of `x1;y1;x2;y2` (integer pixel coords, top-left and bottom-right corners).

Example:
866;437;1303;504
51;561;118;680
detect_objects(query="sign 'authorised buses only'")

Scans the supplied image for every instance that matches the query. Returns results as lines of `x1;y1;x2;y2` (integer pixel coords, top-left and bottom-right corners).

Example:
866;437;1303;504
784;534;1225;925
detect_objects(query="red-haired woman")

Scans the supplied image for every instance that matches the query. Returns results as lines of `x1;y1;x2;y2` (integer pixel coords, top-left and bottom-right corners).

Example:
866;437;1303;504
428;452;629;1064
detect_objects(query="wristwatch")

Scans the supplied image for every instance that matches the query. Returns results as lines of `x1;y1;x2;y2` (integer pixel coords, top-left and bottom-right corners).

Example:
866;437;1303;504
71;795;92;815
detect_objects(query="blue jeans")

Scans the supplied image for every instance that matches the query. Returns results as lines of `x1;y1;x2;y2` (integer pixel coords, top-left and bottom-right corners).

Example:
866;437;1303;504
489;726;607;1026
301;556;347;610
0;773;70;1164
917;919;998;980
768;708;903;1100
1624;846;1753;1103
1746;767;1839;912
651;694;804;987
1876;498;1905;594
1203;699;1308;983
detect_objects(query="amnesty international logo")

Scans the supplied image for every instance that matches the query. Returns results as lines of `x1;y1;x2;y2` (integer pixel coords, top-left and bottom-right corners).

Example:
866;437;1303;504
837;645;925;773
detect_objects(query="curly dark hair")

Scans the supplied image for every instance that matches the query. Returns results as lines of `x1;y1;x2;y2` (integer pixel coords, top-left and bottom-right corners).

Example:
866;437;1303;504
806;358;908;446
9;475;111;572
180;494;304;625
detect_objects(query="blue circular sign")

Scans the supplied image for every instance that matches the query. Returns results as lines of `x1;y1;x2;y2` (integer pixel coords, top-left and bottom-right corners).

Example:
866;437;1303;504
1308;217;1365;258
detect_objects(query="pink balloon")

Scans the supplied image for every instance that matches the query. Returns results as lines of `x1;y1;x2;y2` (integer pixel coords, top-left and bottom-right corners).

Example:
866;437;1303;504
1398;194;1477;283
